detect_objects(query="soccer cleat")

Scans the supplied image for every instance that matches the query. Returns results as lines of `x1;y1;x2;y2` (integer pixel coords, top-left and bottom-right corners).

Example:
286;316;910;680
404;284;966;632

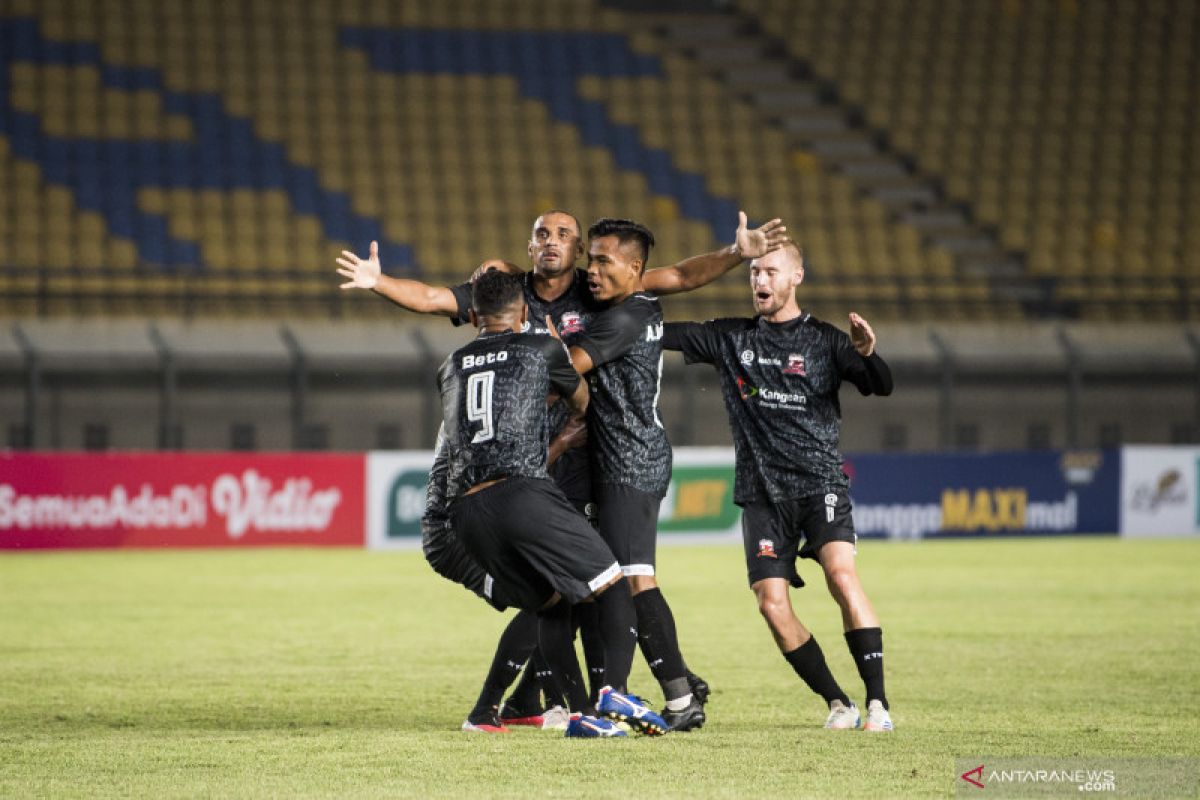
661;696;706;732
823;699;860;730
461;716;510;734
565;713;627;738
686;671;711;706
596;686;669;736
862;699;893;732
540;705;571;731
498;702;545;728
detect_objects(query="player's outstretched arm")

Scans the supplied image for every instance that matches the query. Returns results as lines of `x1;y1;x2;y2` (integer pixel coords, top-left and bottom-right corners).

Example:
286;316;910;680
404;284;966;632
335;241;461;316
643;211;788;295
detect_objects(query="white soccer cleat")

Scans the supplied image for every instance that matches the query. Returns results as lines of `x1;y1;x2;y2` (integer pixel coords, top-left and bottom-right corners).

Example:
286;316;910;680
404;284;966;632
824;699;860;730
540;705;571;731
862;699;893;732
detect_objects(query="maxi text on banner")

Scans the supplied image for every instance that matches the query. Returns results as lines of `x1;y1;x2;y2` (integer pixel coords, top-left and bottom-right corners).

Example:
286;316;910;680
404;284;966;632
844;449;1119;540
0;452;366;549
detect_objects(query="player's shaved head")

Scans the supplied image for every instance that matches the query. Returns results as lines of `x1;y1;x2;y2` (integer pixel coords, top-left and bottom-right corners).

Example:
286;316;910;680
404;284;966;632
533;210;582;239
471;270;524;318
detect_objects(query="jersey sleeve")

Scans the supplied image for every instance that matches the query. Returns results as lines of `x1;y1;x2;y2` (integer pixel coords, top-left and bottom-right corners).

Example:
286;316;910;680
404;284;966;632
575;299;651;368
663;321;723;364
447;282;472;327
540;336;583;398
834;330;894;396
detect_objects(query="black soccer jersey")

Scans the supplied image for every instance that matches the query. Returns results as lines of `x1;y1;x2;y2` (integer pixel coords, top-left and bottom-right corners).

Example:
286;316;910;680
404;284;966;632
450;269;604;347
663;313;892;505
450;270;604;503
576;292;672;497
437;330;581;501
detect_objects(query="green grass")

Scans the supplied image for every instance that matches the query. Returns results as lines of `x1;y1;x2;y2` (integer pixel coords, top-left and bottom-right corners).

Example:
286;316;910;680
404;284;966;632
2;538;1198;798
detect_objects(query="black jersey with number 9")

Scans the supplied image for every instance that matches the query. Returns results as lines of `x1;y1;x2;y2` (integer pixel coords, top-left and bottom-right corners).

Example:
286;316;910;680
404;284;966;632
437;330;582;502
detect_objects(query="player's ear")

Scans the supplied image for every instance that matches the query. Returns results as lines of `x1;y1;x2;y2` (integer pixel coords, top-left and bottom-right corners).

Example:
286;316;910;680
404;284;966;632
468;308;479;327
519;302;528;326
793;265;804;287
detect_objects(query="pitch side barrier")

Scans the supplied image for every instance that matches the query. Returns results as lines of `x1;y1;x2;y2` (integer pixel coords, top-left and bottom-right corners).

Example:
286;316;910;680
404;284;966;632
365;447;1127;549
5;448;1192;549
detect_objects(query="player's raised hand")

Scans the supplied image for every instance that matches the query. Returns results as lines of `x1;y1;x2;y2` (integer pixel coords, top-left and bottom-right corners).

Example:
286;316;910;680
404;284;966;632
336;240;382;290
849;312;876;357
735;210;788;260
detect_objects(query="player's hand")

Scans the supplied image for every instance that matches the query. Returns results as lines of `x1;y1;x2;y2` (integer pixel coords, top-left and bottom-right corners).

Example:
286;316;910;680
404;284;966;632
734;210;788;260
849;312;876;357
556;416;588;451
336;241;382;290
470;259;524;282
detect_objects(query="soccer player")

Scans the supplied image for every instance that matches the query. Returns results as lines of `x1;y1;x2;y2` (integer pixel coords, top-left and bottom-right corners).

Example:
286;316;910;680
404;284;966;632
438;270;667;737
556;218;706;731
337;211;786;707
661;242;896;732
422;420;586;733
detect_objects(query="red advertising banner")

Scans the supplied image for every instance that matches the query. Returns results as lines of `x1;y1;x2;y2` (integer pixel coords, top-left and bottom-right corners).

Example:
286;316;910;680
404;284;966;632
0;453;365;549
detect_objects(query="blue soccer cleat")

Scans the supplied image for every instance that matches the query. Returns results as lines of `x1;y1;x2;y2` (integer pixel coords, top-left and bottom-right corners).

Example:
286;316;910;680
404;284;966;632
564;713;628;738
596;686;669;735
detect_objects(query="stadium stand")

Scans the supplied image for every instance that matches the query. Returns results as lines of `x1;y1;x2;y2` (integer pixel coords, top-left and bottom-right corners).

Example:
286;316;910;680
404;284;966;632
2;0;1039;322
1;0;1196;323
734;0;1200;320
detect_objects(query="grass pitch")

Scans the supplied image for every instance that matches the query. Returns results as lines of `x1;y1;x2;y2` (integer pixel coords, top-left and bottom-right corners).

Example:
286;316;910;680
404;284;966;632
2;537;1198;798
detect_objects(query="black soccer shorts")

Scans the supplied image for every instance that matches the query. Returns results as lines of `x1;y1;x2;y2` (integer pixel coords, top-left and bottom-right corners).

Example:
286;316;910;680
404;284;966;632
422;518;517;612
740;490;857;588
449;476;620;612
594;482;662;577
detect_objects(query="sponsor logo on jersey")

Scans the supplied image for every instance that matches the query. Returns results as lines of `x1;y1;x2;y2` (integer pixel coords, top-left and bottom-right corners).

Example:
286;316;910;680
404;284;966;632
559;311;584;334
783;353;807;375
646;321;663;341
759;387;807;406
757;538;777;558
737;377;806;407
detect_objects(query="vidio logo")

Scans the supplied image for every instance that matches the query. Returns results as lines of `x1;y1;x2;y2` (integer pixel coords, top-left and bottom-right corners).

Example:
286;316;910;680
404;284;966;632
387;470;430;538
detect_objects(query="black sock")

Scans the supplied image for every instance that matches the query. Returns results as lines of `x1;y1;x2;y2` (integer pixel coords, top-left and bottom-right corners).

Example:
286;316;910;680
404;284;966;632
536;601;589;712
783;636;851;707
633;588;690;701
503;649;547;715
594;576;637;694
845;627;888;710
468;610;538;722
573;603;606;702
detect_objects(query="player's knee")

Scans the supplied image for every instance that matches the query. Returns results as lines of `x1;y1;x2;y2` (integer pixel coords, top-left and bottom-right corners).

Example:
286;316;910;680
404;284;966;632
756;594;790;626
824;566;859;599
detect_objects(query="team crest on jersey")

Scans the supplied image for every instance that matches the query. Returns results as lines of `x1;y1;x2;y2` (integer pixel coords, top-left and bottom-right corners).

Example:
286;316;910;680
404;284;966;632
783;353;807;375
757;539;777;559
740;349;755;365
559;311;584;334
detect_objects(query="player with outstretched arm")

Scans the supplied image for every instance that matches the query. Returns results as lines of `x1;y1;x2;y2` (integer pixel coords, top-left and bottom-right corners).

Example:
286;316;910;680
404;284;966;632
662;242;895;731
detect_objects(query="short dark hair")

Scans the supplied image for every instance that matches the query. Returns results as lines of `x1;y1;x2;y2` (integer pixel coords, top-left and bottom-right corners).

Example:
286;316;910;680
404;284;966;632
587;218;655;265
471;270;524;317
